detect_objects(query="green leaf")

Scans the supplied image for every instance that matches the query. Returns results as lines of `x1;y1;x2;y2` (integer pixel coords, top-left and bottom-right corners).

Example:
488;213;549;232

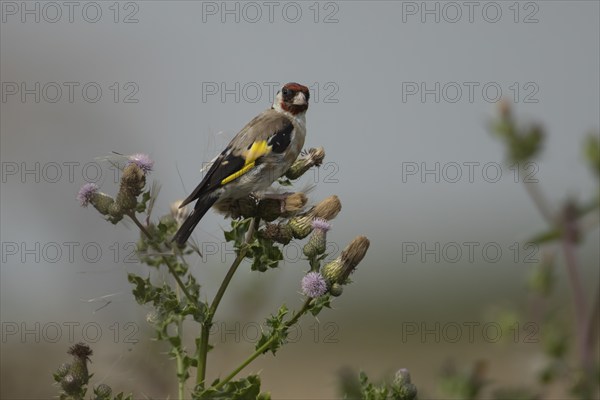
128;274;160;304
168;335;182;348
309;294;332;316
224;218;252;249
256;305;289;355
526;229;562;245
193;375;265;399
248;236;283;272
359;371;389;400
135;190;152;213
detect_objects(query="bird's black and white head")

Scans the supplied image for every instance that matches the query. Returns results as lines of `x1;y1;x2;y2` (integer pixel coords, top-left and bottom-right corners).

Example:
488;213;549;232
273;82;310;116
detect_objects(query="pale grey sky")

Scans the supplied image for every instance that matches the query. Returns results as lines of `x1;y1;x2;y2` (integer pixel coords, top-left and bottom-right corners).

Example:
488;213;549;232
1;1;599;398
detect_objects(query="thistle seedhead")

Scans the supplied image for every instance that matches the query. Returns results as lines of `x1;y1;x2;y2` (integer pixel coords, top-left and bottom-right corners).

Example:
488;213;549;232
60;343;93;395
67;342;93;362
213;196;256;219
285;147;326;179
288;195;342;239
257;192;308;221
215;192;307;221
171;200;191;228
282;192;308;214
261;222;294;245
115;164;146;209
321;236;370;285
341;235;370;272
312;195;342;220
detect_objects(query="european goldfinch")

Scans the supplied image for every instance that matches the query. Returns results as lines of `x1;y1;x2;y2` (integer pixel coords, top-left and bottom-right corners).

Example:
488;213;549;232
173;82;310;246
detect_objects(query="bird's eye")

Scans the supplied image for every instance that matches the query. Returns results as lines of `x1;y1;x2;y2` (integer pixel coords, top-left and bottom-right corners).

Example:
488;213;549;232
282;88;290;96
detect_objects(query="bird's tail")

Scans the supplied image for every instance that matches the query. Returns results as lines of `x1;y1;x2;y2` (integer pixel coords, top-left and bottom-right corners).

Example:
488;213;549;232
173;195;218;246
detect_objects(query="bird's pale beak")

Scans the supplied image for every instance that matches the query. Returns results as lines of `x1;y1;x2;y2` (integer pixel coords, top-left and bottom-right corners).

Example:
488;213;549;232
292;92;307;105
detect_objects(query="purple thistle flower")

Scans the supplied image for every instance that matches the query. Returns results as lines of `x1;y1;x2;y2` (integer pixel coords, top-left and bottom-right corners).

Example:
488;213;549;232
77;183;98;207
311;217;331;232
301;272;327;298
127;153;154;174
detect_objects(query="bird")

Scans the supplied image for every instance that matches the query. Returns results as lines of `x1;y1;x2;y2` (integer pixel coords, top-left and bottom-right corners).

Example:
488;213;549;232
173;82;310;246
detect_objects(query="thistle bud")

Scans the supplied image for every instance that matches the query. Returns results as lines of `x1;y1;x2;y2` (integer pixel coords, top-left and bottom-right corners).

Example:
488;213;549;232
303;218;331;257
321;236;370;285
92;192;116;216
285;147;326;179
288;215;313;239
392;368;418;400
321;258;343;284
329;283;343;297
77;183;116;217
55;362;71;379
108;202;124;224
94;383;113;400
61;373;78;394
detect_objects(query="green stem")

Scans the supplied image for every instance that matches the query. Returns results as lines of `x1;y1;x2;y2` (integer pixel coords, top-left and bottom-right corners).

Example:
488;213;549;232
562;237;591;378
214;298;312;389
127;212;197;306
196;217;260;386
175;320;186;400
522;177;554;224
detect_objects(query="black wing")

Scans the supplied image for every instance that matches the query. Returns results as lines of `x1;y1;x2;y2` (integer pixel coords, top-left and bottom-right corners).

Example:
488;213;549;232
179;147;245;208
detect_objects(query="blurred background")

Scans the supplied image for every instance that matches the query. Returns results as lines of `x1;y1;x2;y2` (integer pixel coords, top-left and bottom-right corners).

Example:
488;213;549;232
1;1;598;398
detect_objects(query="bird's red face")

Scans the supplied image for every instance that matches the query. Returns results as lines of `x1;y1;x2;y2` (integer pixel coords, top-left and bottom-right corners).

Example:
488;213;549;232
274;83;310;115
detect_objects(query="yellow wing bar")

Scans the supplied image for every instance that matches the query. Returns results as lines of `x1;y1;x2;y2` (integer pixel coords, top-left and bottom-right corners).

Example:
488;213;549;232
244;140;271;165
221;162;256;185
220;140;272;186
